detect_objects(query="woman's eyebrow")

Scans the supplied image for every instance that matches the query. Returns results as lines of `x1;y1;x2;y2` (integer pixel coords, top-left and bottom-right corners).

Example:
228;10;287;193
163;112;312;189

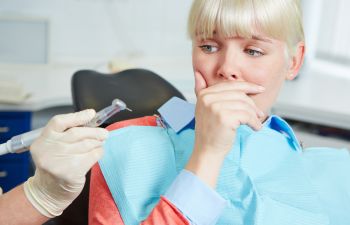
251;35;273;43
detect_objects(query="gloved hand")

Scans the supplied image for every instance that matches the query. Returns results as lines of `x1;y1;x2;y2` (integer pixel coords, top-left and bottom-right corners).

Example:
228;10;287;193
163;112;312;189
23;109;109;218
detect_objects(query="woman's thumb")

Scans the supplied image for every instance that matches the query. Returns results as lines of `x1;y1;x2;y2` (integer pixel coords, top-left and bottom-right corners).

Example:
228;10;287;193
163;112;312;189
194;71;207;95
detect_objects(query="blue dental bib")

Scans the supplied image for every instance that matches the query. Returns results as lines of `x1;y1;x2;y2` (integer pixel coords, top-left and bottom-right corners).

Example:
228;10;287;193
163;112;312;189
99;98;350;225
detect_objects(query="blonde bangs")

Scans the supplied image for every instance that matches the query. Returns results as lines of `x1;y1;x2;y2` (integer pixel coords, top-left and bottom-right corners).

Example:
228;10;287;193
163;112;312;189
188;0;304;54
188;0;255;40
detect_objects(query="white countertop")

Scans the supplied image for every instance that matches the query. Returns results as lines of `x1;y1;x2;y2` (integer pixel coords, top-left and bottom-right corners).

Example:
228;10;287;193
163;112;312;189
0;59;349;130
0;58;195;111
273;71;350;130
0;63;78;111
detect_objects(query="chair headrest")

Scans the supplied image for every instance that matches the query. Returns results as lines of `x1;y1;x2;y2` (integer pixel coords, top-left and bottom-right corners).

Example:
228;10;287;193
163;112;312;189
71;68;186;126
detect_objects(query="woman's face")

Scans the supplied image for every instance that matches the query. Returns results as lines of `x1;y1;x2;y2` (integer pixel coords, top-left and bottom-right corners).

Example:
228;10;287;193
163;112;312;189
192;32;302;114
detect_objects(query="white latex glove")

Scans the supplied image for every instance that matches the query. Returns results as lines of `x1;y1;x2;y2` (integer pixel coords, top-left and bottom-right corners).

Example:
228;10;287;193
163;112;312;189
23;109;109;218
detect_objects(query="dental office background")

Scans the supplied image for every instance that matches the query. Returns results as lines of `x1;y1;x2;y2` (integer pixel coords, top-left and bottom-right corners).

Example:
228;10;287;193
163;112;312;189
0;0;349;191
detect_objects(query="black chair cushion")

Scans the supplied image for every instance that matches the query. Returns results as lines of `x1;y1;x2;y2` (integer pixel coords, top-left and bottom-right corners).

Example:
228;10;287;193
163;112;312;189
71;68;186;126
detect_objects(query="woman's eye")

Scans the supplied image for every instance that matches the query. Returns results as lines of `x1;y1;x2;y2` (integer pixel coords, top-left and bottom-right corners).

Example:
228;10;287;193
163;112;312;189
245;49;264;57
199;45;219;53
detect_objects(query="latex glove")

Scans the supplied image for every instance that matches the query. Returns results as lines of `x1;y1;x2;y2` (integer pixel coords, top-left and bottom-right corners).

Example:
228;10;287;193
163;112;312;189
23;109;109;218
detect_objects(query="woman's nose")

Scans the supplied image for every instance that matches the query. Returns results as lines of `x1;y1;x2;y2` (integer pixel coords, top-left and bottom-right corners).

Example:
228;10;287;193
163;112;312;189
217;53;242;80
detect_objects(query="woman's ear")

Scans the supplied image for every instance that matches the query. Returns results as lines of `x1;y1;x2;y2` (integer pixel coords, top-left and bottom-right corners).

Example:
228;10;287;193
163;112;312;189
286;42;305;80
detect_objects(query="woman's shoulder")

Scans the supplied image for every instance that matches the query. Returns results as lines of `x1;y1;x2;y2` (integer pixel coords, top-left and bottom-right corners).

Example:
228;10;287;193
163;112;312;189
302;147;350;157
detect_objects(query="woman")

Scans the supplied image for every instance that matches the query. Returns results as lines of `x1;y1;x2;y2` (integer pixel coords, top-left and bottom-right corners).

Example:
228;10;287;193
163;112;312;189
186;0;305;189
89;0;350;224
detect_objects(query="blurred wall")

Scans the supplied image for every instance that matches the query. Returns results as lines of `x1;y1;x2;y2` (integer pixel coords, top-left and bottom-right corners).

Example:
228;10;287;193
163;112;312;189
0;0;192;63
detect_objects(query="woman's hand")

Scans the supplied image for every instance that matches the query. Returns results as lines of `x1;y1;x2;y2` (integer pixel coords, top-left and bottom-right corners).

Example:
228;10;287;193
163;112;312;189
194;71;265;156
186;71;264;188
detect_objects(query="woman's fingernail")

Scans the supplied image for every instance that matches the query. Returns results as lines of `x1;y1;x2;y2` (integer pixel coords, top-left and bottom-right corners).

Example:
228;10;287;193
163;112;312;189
258;110;265;117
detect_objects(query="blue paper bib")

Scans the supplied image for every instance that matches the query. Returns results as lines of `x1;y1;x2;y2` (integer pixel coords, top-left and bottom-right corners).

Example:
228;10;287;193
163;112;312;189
99;120;350;225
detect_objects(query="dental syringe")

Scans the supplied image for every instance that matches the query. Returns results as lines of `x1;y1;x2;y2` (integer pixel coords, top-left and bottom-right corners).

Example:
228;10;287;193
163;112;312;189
0;99;131;156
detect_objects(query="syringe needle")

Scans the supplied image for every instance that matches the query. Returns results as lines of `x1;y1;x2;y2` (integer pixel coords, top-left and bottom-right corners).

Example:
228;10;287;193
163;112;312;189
126;108;132;112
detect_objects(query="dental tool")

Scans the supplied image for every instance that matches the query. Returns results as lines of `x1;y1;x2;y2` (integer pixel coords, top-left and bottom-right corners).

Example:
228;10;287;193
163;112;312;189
0;99;132;156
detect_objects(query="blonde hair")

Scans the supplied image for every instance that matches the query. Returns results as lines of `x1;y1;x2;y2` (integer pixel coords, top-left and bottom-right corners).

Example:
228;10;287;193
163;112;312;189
188;0;304;56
